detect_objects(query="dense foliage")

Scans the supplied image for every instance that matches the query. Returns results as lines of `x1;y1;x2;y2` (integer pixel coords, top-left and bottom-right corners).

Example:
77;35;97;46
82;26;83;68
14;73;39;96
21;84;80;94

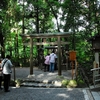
0;0;100;67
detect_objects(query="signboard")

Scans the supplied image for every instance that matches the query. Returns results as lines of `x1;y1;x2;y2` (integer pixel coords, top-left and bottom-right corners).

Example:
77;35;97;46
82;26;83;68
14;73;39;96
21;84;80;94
69;50;76;61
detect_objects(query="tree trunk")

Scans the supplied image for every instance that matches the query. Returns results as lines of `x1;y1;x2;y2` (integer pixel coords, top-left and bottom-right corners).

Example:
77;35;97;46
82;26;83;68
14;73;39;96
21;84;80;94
0;33;5;58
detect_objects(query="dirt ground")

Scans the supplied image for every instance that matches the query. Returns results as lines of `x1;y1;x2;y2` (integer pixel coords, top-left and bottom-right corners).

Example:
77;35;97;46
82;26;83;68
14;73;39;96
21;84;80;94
11;67;73;81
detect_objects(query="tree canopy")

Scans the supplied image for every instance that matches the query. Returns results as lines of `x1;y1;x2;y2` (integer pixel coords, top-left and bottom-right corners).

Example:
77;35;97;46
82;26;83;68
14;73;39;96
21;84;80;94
0;0;100;66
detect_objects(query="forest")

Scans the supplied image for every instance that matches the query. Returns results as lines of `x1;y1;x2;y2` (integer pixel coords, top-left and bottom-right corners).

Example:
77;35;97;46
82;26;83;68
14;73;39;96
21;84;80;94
0;0;100;67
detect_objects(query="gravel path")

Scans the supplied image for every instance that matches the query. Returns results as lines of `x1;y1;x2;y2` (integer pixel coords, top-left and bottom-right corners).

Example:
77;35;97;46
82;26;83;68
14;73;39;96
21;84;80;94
0;67;87;100
0;87;85;100
11;67;73;81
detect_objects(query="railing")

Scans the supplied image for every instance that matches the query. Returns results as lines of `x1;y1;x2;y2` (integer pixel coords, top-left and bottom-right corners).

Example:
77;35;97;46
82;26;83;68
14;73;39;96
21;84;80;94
76;67;90;88
91;67;100;87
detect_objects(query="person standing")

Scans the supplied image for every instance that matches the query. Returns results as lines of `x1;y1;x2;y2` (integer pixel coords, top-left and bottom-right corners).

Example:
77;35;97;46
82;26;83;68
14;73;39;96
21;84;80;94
44;53;50;72
49;50;57;72
1;55;13;92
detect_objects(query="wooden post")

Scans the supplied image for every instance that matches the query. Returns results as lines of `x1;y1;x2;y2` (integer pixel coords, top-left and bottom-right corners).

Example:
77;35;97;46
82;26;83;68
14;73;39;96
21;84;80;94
13;65;16;81
75;60;78;80
30;38;33;75
58;36;61;76
71;61;74;79
69;50;76;79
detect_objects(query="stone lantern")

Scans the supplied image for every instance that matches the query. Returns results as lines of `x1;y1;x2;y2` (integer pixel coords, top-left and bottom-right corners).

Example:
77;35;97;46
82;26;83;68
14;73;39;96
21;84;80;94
89;34;100;86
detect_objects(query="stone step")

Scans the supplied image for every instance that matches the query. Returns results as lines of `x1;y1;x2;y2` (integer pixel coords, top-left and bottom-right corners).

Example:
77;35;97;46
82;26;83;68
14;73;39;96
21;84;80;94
21;82;62;88
22;79;53;84
21;79;62;88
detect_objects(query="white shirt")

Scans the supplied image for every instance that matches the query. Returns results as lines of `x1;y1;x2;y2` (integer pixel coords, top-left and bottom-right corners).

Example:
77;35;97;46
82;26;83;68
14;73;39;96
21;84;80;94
1;58;13;74
49;53;57;63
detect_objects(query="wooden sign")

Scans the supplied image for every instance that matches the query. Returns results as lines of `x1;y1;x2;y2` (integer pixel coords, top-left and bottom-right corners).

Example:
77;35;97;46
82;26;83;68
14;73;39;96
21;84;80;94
69;50;76;61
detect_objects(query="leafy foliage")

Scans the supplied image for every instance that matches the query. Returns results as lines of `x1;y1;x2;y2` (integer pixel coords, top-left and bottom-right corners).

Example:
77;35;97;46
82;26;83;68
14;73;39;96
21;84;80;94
0;0;100;67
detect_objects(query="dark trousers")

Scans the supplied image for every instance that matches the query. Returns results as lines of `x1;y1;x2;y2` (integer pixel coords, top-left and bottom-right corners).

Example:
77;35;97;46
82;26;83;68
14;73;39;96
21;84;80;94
3;74;11;91
0;76;2;88
44;64;49;71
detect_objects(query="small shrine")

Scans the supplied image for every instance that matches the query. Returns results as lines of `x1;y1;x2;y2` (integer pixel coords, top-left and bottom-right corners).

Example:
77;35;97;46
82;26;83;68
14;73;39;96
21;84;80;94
20;32;72;76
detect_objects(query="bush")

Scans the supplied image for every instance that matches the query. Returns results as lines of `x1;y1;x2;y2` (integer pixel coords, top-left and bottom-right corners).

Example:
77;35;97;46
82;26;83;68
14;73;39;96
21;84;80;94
67;79;77;88
15;79;23;86
61;79;69;87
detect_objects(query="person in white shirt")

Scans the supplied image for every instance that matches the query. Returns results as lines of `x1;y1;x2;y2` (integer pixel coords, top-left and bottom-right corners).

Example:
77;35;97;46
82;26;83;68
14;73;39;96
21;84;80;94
1;55;13;92
49;50;57;72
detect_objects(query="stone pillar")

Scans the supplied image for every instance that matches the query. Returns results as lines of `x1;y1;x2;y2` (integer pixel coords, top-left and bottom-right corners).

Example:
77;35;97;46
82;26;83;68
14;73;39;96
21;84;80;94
94;52;99;67
93;52;99;86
